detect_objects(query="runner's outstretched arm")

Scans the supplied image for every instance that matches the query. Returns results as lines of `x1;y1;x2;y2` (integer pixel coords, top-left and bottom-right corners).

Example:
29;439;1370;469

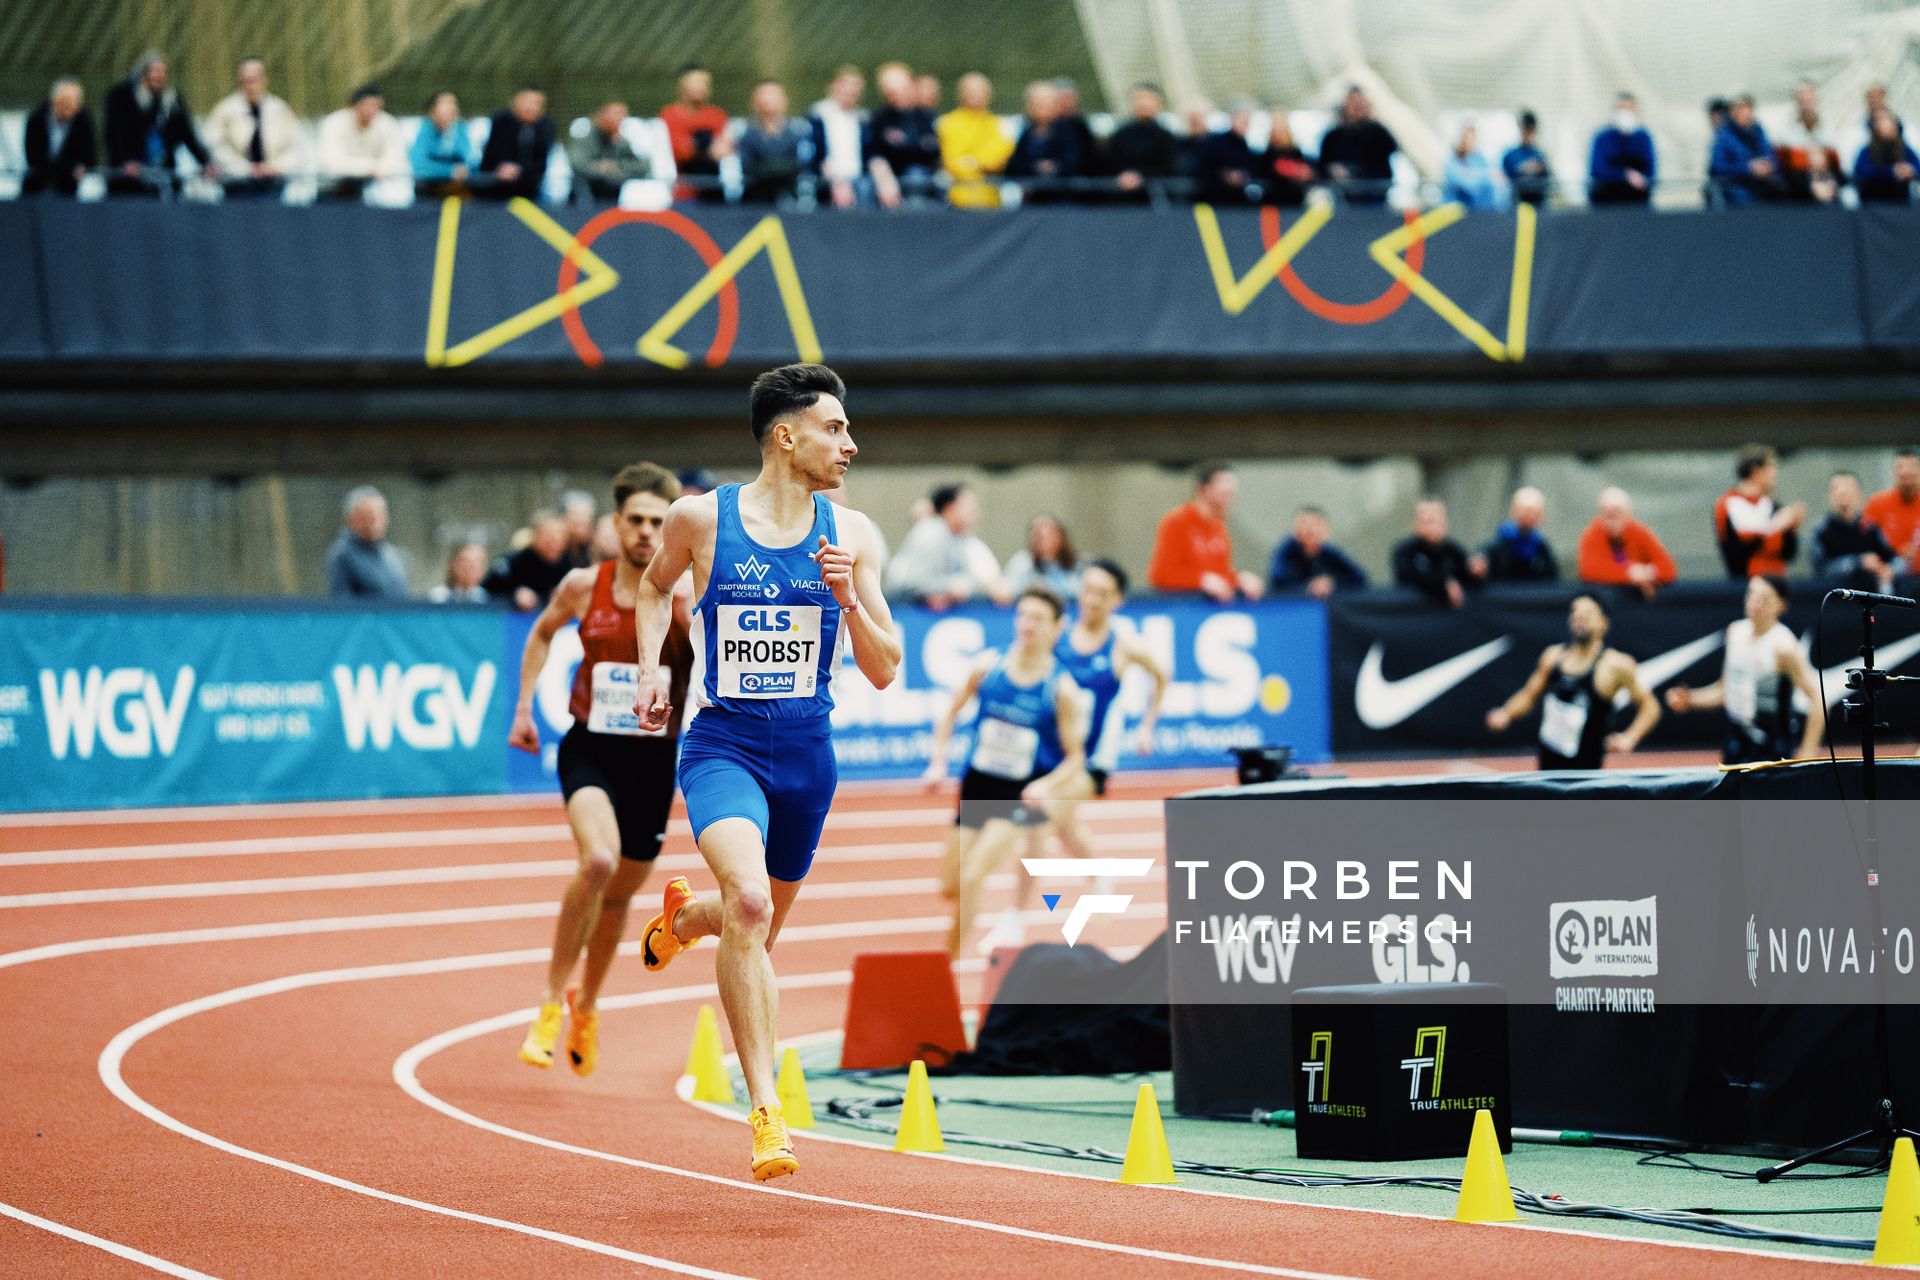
509;570;593;752
815;509;901;689
634;496;710;731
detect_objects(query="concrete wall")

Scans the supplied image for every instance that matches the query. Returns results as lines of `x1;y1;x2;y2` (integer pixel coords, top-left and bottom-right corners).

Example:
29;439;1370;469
2;446;1910;596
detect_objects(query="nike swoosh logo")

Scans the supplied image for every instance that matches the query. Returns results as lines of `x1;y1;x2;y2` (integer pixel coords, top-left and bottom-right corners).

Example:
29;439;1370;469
1355;637;1512;729
1804;631;1920;706
1613;630;1725;708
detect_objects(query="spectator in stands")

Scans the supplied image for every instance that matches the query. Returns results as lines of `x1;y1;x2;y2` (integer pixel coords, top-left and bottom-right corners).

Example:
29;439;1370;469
315;84;409;200
1191;101;1261;205
409;91;476;194
1263;113;1316;208
327;486;409;600
870;62;941;200
1865;447;1920;570
1855;108;1919;205
1777;81;1843;204
735;81;811;204
480;88;553;201
1814;471;1898;594
1392;498;1482;608
1003;515;1080;597
677;467;717;498
567;101;649;203
1147;463;1264;602
561;490;597;569
884;483;1011;609
103;52;215;196
205;57;302;200
1104;83;1179;203
1588;92;1655;206
484;510;571;611
1716;444;1803;578
1482;486;1559;581
1268;506;1366;599
1007;80;1085;203
1864;82;1902;136
916;74;942;112
1317;86;1398;206
1442;121;1500;210
1052;78;1098;179
428;543;491;603
662;63;731;203
1502;109;1551;206
1577;487;1677;599
810;66;873;209
22;77;96;197
1705;97;1732;138
1710;94;1784;205
938;72;1014;209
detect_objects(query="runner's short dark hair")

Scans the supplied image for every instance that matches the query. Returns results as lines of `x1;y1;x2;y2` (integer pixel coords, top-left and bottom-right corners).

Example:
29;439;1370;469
1018;585;1065;618
1085;558;1129;594
1758;574;1790;606
749;363;846;444
613;462;681;509
931;483;968;515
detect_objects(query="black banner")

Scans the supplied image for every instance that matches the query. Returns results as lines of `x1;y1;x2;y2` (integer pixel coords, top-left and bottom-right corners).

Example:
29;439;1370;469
1326;579;1920;755
2;201;1917;369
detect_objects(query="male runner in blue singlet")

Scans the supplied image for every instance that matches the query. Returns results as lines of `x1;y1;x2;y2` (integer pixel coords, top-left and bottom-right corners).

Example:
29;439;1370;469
630;364;901;1181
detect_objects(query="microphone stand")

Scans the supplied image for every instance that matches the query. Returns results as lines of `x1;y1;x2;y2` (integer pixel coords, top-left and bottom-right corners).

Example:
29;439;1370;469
1756;595;1919;1180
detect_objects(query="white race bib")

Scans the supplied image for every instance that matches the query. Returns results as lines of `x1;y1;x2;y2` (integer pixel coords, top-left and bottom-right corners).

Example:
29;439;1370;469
1539;692;1588;759
972;718;1041;779
716;605;822;700
587;663;667;737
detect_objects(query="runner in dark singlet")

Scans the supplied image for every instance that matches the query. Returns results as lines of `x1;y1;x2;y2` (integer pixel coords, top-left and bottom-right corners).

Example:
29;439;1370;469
1486;595;1660;770
508;463;693;1075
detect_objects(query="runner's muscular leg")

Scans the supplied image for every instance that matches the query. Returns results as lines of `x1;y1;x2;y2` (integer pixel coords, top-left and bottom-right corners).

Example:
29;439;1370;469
688;816;782;1108
544;787;621;1004
576;856;652;1011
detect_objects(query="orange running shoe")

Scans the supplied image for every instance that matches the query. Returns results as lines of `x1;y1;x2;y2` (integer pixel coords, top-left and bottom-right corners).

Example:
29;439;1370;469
564;985;598;1077
518;999;562;1068
750;1104;799;1181
641;877;701;972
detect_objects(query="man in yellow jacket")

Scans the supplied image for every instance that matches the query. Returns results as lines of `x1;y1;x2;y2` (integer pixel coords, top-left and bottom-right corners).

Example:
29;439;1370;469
938;73;1014;209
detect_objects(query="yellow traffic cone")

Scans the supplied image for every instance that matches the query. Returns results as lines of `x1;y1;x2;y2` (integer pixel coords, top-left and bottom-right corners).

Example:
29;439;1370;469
685;1004;734;1103
1118;1081;1178;1184
777;1046;815;1129
1454;1108;1517;1222
1873;1136;1920;1264
894;1059;944;1152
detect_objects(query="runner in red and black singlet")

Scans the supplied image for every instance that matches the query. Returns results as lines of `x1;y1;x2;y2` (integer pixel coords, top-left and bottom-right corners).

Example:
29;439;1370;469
508;462;693;1076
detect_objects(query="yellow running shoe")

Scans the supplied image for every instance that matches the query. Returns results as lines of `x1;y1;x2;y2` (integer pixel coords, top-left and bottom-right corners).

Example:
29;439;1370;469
564;985;598;1077
641;877;702;972
519;999;563;1069
750;1104;799;1181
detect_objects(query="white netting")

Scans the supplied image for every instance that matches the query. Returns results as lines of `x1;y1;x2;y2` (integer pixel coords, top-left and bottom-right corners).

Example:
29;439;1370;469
1073;0;1920;199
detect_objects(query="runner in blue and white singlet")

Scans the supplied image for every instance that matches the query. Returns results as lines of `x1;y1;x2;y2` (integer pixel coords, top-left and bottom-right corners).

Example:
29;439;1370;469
627;364;901;1184
977;558;1170;955
924;586;1088;958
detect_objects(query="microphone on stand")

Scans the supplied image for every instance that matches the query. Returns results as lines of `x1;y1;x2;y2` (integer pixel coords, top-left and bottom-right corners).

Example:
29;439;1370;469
1829;589;1918;609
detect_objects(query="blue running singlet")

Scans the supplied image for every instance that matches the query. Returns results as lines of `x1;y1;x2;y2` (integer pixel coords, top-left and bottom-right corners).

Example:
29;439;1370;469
1055;625;1123;769
678;484;846;880
964;654;1068;781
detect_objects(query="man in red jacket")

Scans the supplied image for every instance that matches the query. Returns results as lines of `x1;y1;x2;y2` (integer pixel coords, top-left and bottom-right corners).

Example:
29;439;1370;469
1146;462;1264;602
1578;487;1678;599
1715;445;1803;579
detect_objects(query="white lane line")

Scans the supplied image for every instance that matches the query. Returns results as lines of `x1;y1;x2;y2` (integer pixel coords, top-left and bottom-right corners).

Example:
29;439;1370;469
0;808;1163;868
0;1200;221;1278
92;933;1334;1279
0;776;1195;829
0;853;1160;911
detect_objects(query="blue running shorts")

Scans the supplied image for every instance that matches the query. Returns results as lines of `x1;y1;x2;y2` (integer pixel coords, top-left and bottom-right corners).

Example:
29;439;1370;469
677;708;837;882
